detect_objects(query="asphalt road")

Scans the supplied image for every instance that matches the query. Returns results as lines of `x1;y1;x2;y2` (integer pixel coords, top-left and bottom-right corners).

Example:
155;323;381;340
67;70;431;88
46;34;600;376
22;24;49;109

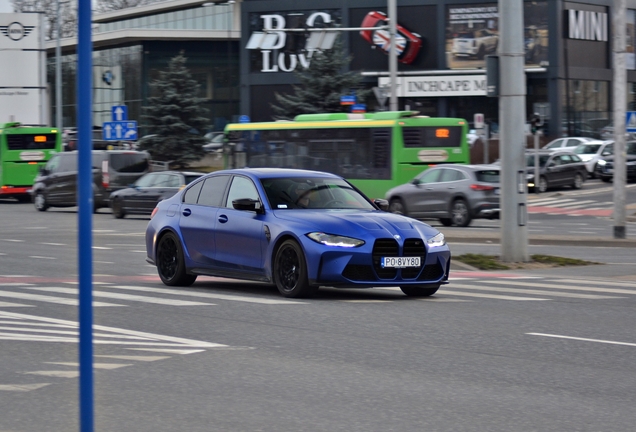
1;198;635;431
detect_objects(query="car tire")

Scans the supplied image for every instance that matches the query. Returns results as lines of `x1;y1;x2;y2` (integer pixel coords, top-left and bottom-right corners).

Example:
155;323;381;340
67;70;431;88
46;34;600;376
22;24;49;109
34;192;48;212
450;199;471;227
273;239;317;298
389;198;406;215
156;232;197;287
572;173;584;189
112;198;126;219
538;176;549;193
439;218;453;227
400;285;440;297
601;177;612;183
477;45;486;59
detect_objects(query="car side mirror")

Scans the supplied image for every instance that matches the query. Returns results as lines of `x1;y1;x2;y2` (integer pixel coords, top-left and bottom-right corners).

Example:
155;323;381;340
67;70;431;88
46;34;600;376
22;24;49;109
373;199;389;211
411;178;421;186
39;167;49;175
232;198;263;214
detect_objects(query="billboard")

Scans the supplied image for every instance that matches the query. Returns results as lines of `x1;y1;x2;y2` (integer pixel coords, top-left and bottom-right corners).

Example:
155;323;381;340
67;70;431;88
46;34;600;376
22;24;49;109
446;2;549;69
0;13;46;125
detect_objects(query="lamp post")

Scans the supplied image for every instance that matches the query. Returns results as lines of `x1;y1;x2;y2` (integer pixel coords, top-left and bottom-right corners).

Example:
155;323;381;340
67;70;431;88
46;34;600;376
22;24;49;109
227;0;235;122
56;0;69;131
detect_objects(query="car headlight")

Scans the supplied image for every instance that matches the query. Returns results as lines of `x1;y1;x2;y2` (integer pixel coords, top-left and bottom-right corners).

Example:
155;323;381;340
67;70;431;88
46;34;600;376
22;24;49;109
306;232;365;248
597;159;607;166
427;232;445;248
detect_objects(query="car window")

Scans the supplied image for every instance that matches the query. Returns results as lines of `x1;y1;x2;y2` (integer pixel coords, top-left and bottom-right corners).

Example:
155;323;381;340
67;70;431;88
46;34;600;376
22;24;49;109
152;174;174;187
109;153;149;173
225;176;260;208
571;154;582;162
135;173;157;187
183;180;204;204
559;154;573;164
166;175;182;188
184;174;203;185
601;144;614;156
416;169;441;184
628;142;636;154
544;139;562;149
45;154;61;173
57;154;77;172
439;169;463;182
198;175;230;207
475;169;500;183
574;144;601;154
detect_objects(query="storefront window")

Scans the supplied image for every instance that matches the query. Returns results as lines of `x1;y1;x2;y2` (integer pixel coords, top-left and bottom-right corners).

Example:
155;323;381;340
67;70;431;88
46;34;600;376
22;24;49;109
561;79;609;139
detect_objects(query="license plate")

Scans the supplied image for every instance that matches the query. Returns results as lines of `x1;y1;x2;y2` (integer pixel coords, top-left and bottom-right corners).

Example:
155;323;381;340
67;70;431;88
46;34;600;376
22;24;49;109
381;257;421;268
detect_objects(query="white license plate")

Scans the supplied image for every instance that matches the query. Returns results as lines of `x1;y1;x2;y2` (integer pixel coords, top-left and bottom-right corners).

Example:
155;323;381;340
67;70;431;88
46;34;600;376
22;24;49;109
381;257;421;268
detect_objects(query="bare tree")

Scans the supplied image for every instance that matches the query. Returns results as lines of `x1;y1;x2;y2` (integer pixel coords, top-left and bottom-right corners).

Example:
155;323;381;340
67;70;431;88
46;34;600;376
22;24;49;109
10;0;77;40
94;0;162;13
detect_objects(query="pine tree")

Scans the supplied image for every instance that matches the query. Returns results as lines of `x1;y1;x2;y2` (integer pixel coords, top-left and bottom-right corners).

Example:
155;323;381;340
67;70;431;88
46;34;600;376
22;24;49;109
140;52;209;168
271;37;370;120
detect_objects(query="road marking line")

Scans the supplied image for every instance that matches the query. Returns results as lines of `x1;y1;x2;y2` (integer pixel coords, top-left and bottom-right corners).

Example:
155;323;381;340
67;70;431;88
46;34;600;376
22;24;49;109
127;348;206;354
95;355;171;362
547;278;636;288
449;283;622;299
486;280;636;295
108;285;308;305
0;283;34;286
1;239;24;242
45;362;132;370
0;291;123;307
0;383;50;392
28;256;56;260
26;287;216;307
40;242;66;246
443;291;550;301
0;302;33;307
527;333;636;348
23;371;79;378
0;311;226;348
63;281;113;285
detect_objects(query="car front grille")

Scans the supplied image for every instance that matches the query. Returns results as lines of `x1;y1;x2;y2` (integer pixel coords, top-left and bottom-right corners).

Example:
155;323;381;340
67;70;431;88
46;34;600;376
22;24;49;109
340;238;432;282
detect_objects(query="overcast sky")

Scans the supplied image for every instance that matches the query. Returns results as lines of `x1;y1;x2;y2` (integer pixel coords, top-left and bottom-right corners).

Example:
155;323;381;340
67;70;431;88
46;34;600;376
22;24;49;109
0;0;13;13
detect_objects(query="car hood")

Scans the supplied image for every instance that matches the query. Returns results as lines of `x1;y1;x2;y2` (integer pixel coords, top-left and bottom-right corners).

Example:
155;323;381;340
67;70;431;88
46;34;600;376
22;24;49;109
599;154;636;162
273;210;440;240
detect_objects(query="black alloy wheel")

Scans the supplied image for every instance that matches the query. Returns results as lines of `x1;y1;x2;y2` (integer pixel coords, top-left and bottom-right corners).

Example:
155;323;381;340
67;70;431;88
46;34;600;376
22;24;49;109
34;192;48;212
450;199;471;227
389;198;406;215
156;232;197;286
572;173;584;189
112;198;126;219
538;176;549;193
273;239;316;298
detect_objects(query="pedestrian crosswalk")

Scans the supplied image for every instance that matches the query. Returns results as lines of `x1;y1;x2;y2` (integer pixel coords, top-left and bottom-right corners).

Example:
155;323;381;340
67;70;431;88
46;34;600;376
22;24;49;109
527;196;615;216
0;277;635;308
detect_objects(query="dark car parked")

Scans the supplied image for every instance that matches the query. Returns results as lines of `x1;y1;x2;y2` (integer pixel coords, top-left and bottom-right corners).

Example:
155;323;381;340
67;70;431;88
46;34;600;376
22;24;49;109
595;141;636;182
526;150;587;193
110;171;204;218
385;164;500;227
32;150;150;212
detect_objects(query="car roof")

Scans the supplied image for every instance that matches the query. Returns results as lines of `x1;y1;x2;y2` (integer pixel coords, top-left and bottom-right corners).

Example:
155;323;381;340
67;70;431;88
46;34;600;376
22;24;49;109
430;163;500;170
207;168;343;180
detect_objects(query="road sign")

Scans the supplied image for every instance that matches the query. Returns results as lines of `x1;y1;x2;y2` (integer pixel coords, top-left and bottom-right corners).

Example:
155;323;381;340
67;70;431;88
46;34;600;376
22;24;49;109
351;104;366;113
111;105;128;121
340;95;356;105
103;121;137;141
239;115;250;123
372;86;388;108
474;113;485;129
627;111;636;133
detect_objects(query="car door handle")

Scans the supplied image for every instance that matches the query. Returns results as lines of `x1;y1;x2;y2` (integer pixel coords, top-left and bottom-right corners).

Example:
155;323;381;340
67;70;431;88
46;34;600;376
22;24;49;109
447;187;456;189
218;214;228;223
182;208;191;217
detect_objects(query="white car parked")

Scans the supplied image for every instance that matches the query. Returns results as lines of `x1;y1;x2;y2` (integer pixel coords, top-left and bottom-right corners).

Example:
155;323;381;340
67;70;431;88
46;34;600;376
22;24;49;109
571;140;612;178
542;136;594;152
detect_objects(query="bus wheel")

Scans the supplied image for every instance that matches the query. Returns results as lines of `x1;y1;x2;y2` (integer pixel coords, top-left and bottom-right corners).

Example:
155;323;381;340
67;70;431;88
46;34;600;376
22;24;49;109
400;285;440;297
34;192;48;212
389;198;406;215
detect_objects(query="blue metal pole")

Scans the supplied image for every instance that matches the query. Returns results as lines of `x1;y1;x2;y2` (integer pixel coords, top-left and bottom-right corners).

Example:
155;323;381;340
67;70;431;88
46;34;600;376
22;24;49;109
77;0;94;430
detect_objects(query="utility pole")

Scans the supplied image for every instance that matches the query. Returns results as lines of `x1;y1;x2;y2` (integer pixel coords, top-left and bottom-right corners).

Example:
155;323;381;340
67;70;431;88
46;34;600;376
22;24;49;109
612;0;627;239
388;0;398;111
498;0;529;262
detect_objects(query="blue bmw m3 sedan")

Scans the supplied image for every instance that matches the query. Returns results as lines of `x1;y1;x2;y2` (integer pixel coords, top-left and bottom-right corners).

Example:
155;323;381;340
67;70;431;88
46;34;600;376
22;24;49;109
145;168;451;298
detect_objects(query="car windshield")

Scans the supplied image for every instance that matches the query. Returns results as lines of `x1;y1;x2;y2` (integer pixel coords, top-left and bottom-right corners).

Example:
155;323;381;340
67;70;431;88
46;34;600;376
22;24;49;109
261;177;376;210
573;144;601;154
456;32;474;38
628;142;636;155
526;154;550;167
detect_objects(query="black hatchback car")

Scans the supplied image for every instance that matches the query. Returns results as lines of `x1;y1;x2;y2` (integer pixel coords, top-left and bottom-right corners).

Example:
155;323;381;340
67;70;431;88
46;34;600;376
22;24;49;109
32;150;150;212
525;150;588;193
109;171;204;218
595;141;636;182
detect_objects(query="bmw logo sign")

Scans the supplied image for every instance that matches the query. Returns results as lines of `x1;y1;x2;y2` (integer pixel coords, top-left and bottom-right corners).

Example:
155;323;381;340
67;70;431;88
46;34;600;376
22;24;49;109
394;235;401;240
102;70;115;86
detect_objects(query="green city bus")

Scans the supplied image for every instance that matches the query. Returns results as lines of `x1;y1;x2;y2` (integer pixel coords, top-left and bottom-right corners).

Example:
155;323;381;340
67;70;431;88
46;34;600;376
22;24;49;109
224;111;470;199
0;122;62;202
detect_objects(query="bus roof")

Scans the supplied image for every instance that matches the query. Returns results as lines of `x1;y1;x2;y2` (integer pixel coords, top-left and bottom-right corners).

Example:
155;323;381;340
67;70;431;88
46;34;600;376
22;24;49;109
293;111;425;122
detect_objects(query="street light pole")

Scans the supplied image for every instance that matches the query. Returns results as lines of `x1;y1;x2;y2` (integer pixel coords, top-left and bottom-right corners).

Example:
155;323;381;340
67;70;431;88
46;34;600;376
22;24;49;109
227;0;235;122
388;0;398;111
56;0;62;130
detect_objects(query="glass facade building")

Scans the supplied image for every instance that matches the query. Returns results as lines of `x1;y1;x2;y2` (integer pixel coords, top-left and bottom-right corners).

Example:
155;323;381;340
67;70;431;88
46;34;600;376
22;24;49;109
46;0;239;137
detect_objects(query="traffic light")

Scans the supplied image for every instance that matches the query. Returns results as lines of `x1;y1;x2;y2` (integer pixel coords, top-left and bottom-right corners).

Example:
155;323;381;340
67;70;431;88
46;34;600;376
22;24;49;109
530;113;542;135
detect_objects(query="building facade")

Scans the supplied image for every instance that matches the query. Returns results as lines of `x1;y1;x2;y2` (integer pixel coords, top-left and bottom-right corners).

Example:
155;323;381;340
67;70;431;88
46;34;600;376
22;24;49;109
47;0;636;140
